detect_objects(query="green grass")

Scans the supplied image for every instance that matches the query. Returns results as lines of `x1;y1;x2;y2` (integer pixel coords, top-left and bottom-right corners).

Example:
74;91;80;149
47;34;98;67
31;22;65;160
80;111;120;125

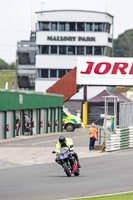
73;193;133;200
0;70;16;89
129;87;133;91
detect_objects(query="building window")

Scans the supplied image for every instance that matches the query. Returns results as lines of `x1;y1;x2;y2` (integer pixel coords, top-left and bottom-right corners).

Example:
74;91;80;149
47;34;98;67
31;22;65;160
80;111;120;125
50;69;57;78
86;46;93;55
77;46;84;55
18;53;30;64
68;46;75;55
41;22;49;31
41;69;48;78
38;21;111;33
94;46;102;55
108;38;112;43
67;69;71;73
59;46;66;55
38;46;106;56
86;23;93;31
63;111;67;117
68;22;76;31
38;69;72;79
59;22;67;31
42;46;49;54
94;23;103;32
103;23;106;32
51;46;57;54
51;22;58;31
106;23;111;33
59;69;66;78
77;22;85;31
29;52;35;64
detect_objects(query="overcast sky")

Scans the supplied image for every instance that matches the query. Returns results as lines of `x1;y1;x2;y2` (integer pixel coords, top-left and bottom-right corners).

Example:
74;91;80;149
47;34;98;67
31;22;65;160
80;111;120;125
0;0;133;63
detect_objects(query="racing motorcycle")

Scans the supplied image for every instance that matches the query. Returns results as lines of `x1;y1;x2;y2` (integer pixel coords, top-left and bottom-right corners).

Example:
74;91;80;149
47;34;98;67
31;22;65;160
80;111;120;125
52;146;80;177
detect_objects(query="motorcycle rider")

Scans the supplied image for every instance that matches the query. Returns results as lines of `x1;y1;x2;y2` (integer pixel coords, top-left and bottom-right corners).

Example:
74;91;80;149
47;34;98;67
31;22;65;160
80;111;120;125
55;135;81;168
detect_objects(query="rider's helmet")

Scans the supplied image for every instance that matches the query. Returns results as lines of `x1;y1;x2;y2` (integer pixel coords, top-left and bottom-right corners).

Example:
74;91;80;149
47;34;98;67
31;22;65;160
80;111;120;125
59;135;66;144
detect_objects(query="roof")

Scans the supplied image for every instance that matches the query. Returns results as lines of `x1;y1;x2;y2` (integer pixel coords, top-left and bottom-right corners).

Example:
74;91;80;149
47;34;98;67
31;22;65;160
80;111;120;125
0;90;63;111
87;90;132;103
35;10;113;18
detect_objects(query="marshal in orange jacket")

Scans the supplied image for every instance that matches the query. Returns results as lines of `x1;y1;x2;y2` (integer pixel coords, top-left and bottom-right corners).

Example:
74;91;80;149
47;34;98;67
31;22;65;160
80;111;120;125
89;127;97;139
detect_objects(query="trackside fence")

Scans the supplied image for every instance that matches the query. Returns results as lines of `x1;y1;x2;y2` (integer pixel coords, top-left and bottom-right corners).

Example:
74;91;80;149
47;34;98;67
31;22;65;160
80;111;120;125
106;127;133;151
119;102;133;128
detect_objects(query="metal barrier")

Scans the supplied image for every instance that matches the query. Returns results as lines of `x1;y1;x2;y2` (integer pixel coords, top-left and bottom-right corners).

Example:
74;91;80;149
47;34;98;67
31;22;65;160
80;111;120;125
119;102;133;128
97;126;105;145
105;127;133;151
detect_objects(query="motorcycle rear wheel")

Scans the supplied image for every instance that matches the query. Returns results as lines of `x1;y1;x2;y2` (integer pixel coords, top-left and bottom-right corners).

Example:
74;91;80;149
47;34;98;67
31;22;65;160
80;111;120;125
62;162;71;177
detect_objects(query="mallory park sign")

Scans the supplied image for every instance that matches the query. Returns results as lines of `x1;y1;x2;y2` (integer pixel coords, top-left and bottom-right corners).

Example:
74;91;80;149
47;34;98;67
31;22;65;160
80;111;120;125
47;36;96;42
77;57;133;86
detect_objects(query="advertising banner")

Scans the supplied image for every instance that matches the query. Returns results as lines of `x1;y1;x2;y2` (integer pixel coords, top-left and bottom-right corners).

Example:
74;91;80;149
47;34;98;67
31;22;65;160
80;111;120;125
77;57;133;86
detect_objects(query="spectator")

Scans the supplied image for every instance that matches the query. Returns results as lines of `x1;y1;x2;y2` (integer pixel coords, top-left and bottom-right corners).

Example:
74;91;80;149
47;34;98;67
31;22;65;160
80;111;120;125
24;114;31;133
76;110;81;118
24;114;30;122
16;116;21;136
11;82;15;89
89;123;97;151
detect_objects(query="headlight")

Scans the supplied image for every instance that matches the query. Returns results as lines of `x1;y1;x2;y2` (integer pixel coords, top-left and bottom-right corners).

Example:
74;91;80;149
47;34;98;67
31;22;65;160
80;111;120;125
60;153;67;159
60;155;64;159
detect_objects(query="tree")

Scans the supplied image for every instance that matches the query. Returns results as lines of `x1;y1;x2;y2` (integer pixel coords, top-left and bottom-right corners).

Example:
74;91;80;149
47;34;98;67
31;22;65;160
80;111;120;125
9;62;16;70
113;29;133;57
0;59;9;70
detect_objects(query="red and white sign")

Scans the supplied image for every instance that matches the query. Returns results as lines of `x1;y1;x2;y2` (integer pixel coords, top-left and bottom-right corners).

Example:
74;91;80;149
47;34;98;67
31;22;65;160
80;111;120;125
77;57;133;86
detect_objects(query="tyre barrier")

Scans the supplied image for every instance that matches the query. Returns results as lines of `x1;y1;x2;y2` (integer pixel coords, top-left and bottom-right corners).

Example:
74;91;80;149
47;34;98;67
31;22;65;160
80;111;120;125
105;127;133;152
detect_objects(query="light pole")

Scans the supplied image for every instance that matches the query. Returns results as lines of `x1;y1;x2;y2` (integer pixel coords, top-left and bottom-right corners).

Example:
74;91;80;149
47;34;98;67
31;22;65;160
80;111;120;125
41;1;45;13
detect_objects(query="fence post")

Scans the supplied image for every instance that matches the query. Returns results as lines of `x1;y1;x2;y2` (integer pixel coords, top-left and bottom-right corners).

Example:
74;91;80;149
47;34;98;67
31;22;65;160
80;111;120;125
4;111;7;139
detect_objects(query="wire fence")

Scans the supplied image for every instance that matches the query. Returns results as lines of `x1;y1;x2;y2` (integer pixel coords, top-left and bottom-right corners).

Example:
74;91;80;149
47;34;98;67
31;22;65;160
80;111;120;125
87;105;116;125
67;102;133;129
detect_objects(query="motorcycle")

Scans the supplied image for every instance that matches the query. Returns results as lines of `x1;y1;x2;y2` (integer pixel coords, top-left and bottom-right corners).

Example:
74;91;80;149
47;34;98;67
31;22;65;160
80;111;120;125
52;146;80;177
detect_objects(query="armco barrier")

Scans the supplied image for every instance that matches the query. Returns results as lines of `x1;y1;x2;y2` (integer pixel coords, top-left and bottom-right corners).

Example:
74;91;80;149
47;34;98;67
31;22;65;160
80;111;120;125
106;127;133;152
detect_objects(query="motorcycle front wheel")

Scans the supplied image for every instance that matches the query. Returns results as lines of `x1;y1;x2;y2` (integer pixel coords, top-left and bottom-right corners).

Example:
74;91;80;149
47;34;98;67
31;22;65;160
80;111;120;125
74;168;80;176
62;162;71;177
74;171;80;176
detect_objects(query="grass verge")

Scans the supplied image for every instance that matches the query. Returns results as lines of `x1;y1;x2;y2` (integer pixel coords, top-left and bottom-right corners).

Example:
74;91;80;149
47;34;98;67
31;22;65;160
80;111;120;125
0;70;16;89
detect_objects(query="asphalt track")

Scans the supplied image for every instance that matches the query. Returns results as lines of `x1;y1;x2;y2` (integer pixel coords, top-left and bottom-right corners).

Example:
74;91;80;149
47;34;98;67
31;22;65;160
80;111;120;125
0;129;133;200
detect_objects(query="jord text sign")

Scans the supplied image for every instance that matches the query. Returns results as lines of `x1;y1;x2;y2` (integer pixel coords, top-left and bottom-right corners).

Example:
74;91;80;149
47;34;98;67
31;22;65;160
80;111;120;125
77;57;133;86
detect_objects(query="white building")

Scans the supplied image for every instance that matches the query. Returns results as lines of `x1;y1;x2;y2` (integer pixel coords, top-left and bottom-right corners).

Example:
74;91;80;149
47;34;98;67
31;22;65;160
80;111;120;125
35;10;113;99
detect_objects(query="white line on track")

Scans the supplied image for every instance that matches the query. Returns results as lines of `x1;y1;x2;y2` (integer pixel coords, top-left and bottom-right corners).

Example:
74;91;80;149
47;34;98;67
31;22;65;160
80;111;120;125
32;139;57;146
31;136;80;146
32;134;86;146
60;191;133;200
